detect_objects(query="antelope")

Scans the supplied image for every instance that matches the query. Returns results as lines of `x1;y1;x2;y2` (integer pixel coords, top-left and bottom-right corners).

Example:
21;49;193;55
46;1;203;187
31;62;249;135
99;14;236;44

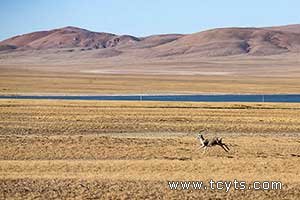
197;131;230;154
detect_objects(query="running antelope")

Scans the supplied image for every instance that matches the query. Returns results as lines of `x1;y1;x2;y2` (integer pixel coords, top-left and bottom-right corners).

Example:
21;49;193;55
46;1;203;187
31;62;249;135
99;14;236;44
197;132;230;154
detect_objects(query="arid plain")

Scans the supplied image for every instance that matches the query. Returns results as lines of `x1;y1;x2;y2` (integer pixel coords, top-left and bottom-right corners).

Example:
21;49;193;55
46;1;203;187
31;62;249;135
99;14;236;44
0;100;300;199
1;25;300;199
1;53;300;95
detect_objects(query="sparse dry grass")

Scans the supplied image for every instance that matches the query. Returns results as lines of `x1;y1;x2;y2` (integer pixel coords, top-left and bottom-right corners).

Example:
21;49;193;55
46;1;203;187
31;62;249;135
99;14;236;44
1;99;300;134
2;69;300;95
0;100;300;199
2;52;300;95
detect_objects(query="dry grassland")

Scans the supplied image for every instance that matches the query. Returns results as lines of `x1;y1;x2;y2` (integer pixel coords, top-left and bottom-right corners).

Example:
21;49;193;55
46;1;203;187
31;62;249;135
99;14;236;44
1;67;300;95
1;99;300;134
0;99;300;199
1;71;300;95
1;53;300;95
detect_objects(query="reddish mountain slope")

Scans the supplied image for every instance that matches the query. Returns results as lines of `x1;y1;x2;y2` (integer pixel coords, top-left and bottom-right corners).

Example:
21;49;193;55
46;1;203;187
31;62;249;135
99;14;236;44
0;26;140;50
265;24;300;33
153;27;300;57
1;25;300;57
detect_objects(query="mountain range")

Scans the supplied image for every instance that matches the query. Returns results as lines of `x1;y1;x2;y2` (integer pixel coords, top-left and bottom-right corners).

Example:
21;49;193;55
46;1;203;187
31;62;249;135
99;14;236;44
1;24;300;58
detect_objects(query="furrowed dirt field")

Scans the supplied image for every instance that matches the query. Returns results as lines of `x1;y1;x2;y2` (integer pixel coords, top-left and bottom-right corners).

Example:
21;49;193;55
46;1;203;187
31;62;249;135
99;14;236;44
0;99;300;199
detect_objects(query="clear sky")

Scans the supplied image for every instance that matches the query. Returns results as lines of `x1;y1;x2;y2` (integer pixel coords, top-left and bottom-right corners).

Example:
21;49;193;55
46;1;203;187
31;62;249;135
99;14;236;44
1;0;300;40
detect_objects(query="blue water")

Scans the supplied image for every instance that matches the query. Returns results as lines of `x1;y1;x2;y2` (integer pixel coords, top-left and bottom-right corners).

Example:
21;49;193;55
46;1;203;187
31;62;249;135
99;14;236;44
1;94;300;102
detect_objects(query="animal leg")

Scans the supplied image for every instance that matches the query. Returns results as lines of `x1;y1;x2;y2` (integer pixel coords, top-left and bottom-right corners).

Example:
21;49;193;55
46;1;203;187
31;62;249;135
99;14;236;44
202;146;208;155
220;144;229;152
222;143;230;151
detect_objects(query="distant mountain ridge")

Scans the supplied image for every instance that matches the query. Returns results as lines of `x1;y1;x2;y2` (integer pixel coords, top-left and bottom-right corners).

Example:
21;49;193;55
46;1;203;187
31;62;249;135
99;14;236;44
1;24;300;57
0;26;140;50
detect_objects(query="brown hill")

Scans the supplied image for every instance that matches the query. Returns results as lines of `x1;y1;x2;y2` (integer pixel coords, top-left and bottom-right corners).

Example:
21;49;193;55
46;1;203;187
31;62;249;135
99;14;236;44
265;24;300;33
1;25;300;57
152;27;300;57
131;34;184;49
0;26;140;50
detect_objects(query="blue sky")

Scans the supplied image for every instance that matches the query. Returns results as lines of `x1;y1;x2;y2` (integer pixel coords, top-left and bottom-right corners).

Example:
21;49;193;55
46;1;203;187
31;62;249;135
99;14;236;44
1;0;300;40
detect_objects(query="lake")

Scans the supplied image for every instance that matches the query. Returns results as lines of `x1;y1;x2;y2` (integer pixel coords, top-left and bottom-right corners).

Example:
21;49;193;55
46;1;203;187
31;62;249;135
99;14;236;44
1;94;300;102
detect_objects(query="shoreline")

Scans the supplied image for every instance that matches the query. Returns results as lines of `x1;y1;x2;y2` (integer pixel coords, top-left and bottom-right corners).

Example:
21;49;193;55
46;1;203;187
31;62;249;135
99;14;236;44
1;93;300;103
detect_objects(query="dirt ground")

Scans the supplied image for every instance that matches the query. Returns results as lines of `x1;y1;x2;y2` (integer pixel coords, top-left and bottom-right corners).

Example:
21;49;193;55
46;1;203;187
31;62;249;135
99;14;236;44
0;100;300;199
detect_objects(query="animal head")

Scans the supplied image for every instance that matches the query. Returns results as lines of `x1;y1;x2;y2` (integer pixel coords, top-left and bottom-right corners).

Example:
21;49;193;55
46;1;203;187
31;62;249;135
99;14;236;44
215;137;223;144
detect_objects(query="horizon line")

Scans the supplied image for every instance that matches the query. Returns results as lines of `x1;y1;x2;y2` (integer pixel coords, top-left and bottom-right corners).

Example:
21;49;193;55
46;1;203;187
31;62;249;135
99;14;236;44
1;23;299;42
